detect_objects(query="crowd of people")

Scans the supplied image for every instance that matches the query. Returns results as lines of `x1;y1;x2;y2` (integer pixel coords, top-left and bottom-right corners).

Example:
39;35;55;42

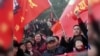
12;29;88;56
10;12;89;56
24;18;56;39
0;7;100;56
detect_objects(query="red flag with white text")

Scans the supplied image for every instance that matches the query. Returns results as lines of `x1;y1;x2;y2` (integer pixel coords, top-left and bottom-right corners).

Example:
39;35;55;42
60;0;88;37
14;0;50;42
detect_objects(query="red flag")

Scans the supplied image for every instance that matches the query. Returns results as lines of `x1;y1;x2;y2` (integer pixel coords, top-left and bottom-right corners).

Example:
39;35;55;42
14;0;50;42
0;0;13;49
89;0;100;20
60;0;88;37
23;0;50;26
51;21;63;38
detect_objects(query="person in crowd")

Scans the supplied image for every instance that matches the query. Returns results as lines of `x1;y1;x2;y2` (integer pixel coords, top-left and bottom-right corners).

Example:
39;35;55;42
40;28;53;37
53;36;66;54
60;19;88;53
42;36;66;56
34;33;47;54
13;40;19;56
73;37;87;52
72;12;88;49
13;40;25;56
25;41;41;56
60;35;73;53
19;43;30;56
70;11;88;52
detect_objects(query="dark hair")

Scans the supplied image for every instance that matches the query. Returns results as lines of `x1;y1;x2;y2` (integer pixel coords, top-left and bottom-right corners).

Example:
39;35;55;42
13;40;19;47
13;41;25;56
25;41;33;55
60;36;73;52
19;42;24;46
17;48;25;56
25;41;34;55
73;35;87;47
25;41;33;46
40;28;53;36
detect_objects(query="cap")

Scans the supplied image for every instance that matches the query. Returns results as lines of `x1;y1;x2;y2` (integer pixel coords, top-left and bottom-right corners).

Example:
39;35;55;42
46;37;56;43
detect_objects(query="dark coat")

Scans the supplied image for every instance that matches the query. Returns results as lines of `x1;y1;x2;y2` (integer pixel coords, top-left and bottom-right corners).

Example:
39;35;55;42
60;35;88;53
42;46;66;56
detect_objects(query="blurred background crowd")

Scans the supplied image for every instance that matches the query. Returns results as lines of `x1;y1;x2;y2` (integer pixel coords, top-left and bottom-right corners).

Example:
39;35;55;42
0;0;100;56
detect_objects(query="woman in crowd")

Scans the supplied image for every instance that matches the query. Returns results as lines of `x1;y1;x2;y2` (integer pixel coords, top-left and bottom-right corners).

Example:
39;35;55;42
34;33;47;54
13;40;25;56
25;41;41;56
19;43;30;56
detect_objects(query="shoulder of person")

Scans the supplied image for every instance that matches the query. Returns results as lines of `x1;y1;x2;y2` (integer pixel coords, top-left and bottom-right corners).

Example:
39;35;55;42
58;46;66;50
42;50;51;56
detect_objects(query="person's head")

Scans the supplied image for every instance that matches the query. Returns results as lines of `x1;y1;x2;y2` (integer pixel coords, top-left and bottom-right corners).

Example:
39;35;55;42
34;33;42;43
73;25;81;36
26;41;33;50
46;37;57;50
13;40;19;55
19;43;26;52
75;40;85;51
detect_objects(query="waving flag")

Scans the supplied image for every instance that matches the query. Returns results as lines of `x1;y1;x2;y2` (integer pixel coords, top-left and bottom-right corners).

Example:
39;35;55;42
51;21;63;38
0;0;13;49
60;0;88;37
89;0;100;20
14;0;50;42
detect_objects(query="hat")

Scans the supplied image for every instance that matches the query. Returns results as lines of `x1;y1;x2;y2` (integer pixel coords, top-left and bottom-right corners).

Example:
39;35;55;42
46;37;56;43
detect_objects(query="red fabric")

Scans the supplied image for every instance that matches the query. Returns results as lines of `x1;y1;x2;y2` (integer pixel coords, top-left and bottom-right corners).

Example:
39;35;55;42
60;0;88;37
14;0;50;43
56;53;75;56
0;0;13;49
51;21;63;38
91;3;100;20
22;0;50;26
